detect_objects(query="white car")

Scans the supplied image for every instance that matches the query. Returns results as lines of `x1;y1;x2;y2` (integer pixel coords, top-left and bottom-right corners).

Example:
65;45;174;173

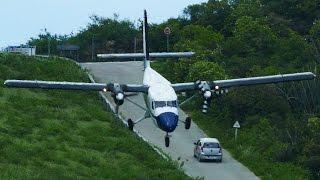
194;138;222;162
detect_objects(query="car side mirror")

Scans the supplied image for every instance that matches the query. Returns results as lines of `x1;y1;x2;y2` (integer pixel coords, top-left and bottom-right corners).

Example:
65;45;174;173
193;142;197;145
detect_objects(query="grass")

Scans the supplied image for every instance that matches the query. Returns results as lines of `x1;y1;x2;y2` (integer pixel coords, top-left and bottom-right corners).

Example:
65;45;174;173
0;54;190;179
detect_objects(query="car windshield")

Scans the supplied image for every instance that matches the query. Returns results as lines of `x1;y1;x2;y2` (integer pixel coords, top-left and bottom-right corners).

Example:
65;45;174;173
154;101;178;108
203;142;220;148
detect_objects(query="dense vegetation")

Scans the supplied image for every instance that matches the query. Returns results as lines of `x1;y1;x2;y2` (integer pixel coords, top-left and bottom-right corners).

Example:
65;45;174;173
27;0;320;179
0;54;189;179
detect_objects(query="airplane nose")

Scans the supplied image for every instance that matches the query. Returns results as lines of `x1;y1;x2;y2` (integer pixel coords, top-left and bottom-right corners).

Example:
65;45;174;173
156;112;178;133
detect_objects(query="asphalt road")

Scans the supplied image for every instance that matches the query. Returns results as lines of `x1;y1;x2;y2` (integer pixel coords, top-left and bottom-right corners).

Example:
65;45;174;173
81;61;259;180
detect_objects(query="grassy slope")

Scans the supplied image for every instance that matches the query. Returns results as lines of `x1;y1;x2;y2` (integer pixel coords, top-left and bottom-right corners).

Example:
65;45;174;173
0;54;189;179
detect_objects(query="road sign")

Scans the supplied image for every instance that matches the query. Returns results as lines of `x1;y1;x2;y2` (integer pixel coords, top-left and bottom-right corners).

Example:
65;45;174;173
164;27;171;35
233;121;240;128
233;121;240;141
164;27;171;52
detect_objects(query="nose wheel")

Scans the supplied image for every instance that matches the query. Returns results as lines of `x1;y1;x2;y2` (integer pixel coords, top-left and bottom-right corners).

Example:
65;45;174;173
165;133;170;147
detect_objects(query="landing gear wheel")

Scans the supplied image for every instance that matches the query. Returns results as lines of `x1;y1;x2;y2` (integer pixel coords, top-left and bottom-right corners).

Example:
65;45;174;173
165;136;170;147
185;117;191;129
127;118;134;131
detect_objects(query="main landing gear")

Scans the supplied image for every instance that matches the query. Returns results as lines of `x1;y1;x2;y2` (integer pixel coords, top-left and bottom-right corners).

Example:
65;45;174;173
127;118;134;131
126;111;149;131
185;117;191;129
179;116;192;130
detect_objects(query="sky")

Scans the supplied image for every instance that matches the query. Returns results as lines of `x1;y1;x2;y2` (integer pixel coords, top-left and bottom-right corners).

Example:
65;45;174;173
0;0;207;49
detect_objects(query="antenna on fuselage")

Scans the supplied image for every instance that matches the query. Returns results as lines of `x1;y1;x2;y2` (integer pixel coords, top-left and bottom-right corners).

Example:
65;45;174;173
143;10;150;69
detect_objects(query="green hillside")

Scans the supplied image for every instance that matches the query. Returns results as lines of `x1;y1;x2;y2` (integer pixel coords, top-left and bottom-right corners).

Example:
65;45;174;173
0;54;189;179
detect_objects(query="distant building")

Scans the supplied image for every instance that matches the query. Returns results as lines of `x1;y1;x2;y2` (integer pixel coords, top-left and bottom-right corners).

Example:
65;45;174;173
57;44;80;61
4;45;36;56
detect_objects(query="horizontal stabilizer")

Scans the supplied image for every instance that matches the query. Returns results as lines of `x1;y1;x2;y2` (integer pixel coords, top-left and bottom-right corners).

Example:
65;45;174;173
97;52;194;59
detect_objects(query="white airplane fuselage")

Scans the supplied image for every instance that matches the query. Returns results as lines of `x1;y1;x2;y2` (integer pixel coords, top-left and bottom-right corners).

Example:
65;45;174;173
143;66;179;133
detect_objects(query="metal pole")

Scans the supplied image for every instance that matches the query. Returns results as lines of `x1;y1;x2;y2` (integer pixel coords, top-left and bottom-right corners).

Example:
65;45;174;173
134;37;137;61
166;34;169;52
48;36;50;57
91;35;94;61
235;128;238;141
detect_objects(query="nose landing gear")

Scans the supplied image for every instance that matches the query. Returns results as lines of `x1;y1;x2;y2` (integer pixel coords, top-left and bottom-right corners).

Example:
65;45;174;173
165;133;170;147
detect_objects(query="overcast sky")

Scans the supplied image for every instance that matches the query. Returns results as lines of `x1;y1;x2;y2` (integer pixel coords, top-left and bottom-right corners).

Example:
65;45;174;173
0;0;207;48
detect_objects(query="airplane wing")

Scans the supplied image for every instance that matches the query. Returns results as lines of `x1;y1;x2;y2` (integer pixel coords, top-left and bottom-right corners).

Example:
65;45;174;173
4;80;149;93
172;72;316;92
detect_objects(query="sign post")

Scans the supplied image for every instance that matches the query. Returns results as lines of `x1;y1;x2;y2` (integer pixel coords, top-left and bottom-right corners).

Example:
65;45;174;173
233;121;240;141
164;27;171;52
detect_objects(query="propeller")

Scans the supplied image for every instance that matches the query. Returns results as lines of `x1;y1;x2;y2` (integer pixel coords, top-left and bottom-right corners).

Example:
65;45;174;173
104;83;125;115
196;81;229;113
110;83;125;106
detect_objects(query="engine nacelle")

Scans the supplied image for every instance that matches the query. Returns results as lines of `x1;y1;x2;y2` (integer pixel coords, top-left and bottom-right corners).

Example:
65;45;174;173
196;81;213;114
113;92;124;105
111;83;125;105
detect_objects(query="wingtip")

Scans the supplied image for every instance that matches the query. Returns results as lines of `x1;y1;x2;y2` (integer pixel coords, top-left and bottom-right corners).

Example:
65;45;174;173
3;80;8;86
308;72;317;79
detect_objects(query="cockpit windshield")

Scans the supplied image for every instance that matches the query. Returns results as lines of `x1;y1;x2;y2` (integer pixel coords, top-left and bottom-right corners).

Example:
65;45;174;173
154;101;178;108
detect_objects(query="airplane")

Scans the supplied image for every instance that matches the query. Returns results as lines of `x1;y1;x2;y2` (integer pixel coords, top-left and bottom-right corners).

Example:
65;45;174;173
4;10;316;147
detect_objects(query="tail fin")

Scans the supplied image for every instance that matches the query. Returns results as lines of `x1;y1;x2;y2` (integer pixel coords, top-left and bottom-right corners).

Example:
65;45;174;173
143;10;150;69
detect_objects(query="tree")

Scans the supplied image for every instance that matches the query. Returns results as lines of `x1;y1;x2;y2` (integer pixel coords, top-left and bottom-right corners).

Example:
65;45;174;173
261;0;320;34
183;0;232;32
310;20;320;63
187;61;226;81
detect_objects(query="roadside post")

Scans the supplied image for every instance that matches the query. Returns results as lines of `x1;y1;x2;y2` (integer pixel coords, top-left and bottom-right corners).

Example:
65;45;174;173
164;27;171;52
233;121;240;141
